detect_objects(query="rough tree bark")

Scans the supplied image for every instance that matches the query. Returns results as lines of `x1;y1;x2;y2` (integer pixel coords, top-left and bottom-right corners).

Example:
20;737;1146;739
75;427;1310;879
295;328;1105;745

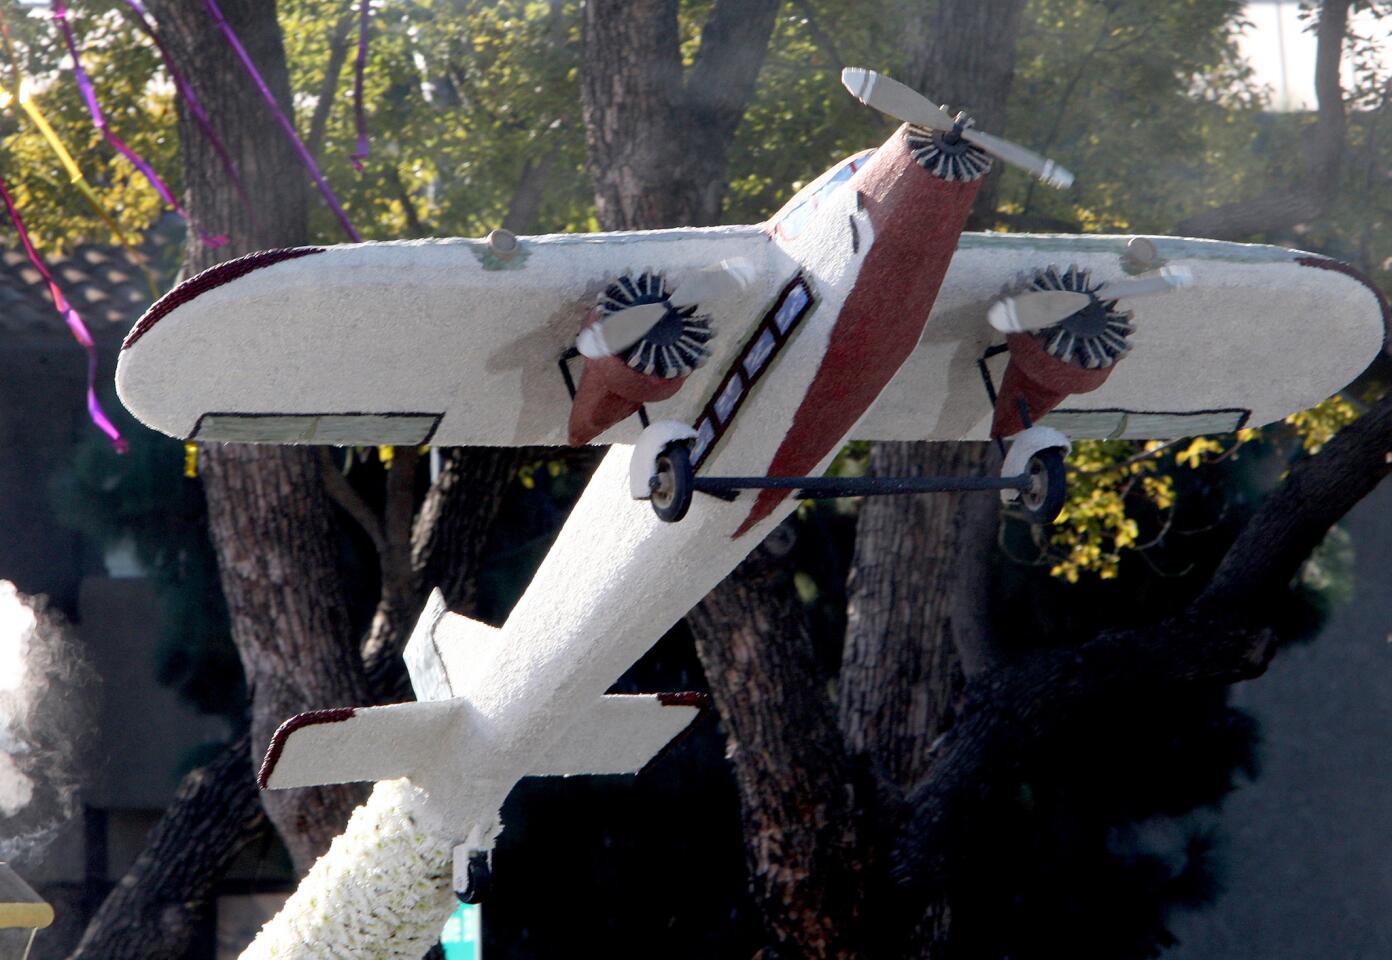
580;0;781;230
143;0;371;875
893;388;1392;890
579;4;878;955
837;5;1025;948
66;448;521;960
687;536;876;959
68;3;530;954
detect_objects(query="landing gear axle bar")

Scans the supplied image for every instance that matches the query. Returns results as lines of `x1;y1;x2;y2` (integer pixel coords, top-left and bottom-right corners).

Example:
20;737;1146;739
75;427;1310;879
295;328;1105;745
693;472;1031;500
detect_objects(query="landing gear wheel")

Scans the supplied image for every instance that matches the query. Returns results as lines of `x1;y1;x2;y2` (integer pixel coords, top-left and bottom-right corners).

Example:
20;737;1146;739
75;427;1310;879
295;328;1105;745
1020;447;1067;524
650;443;694;523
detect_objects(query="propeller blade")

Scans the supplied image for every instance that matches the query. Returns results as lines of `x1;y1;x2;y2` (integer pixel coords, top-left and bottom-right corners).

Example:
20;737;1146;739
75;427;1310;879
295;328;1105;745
961;128;1074;189
988;290;1092;333
841;67;956;131
667;257;757;308
1093;266;1194;301
577;301;668;359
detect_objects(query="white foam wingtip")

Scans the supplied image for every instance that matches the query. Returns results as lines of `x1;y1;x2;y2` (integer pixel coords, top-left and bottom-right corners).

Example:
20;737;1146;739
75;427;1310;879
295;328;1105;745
1094;265;1195;301
988;290;1092;333
529;694;703;776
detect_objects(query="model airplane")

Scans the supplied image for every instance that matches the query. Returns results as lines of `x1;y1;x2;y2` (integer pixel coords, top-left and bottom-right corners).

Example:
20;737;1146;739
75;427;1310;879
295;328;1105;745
116;68;1385;957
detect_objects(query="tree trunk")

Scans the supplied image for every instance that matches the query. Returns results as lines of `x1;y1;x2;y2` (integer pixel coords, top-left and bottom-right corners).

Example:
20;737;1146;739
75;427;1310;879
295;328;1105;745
687;536;873;959
144;0;372;875
580;0;780;229
198;445;373;869
67;734;263;960
837;1;1027;950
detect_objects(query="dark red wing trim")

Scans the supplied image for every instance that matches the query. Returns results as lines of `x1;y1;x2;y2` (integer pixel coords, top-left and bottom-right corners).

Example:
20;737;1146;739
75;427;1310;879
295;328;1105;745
257;706;356;789
123;246;326;350
656;691;710;709
1296;256;1391;350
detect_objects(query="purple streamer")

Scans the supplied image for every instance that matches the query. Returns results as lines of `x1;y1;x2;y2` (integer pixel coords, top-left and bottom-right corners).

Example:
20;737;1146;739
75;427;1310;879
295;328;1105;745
205;0;361;242
350;0;370;172
52;0;228;247
117;0;254;228
0;174;127;453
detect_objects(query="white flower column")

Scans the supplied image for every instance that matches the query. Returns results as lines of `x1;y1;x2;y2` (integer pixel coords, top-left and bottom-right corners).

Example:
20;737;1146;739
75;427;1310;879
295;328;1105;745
240;781;456;960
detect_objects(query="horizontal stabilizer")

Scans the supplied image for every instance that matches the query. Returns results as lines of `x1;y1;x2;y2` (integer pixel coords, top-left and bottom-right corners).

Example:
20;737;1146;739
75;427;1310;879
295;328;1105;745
259;699;464;790
530;693;706;777
405;589;503;702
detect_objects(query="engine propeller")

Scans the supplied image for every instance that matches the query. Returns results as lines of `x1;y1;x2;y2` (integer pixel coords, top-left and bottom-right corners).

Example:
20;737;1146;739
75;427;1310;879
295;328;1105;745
841;67;1074;190
576;259;754;361
988;265;1194;334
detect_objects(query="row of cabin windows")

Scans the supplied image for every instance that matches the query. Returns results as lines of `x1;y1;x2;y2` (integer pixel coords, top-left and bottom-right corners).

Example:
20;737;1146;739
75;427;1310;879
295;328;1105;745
690;277;815;467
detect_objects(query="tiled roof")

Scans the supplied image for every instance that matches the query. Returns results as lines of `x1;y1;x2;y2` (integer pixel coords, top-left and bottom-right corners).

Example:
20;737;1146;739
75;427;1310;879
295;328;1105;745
0;242;156;343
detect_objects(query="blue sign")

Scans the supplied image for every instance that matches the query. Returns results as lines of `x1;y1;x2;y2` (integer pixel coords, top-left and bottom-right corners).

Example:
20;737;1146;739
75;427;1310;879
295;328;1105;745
440;902;481;960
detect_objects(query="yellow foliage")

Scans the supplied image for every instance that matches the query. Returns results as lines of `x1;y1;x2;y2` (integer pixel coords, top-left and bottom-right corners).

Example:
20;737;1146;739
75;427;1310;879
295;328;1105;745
1285;395;1359;454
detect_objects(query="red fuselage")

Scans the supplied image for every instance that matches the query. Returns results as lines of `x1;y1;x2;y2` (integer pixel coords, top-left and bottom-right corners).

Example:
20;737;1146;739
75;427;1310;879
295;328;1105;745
733;126;983;536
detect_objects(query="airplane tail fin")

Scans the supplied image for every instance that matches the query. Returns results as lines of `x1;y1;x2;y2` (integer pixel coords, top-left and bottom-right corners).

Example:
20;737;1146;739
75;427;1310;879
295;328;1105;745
404;588;503;703
259;589;706;793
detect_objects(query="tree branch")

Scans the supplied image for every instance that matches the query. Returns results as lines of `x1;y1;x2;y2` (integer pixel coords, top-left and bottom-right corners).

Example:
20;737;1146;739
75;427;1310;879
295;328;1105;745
317;447;386;555
500;152;557;235
685;0;782;142
306;0;360;162
892;388;1392;893
790;0;845;74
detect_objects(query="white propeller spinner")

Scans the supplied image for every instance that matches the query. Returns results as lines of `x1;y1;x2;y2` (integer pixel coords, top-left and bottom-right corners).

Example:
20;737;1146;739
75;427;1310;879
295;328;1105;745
987;266;1195;334
576;258;754;360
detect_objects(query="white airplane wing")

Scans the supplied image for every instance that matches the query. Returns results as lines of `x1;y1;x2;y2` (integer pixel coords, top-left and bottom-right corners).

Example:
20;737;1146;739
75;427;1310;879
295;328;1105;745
852;235;1387;442
116;226;786;447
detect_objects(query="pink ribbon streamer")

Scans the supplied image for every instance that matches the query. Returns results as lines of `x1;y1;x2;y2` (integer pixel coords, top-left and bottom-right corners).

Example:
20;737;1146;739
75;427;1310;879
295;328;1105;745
0;174;127;452
350;0;370;172
117;0;254;229
205;0;361;242
52;0;228;247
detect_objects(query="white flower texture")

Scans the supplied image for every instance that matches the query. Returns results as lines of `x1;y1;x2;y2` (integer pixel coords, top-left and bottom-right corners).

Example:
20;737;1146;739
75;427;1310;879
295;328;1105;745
240;779;458;960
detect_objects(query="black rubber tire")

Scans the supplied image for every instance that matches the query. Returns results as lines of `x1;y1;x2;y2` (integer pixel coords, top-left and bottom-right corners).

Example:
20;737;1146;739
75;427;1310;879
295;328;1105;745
650;443;694;523
1021;447;1067;524
455;850;491;904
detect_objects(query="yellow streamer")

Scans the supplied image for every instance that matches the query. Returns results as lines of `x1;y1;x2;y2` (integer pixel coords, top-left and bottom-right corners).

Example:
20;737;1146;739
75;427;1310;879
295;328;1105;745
183;442;199;478
0;44;159;294
378;445;395;469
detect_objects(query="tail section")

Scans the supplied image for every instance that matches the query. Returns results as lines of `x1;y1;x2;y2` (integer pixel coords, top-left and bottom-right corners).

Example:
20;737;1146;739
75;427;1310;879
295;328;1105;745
404;588;503;702
259;589;706;795
531;692;705;776
259;700;463;789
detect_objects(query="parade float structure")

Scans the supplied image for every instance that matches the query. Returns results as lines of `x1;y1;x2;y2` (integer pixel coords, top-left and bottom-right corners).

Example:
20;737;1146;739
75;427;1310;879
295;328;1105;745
115;69;1387;959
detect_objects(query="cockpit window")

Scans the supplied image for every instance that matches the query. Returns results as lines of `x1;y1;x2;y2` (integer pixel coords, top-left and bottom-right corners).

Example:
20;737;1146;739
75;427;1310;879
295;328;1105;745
771;149;875;241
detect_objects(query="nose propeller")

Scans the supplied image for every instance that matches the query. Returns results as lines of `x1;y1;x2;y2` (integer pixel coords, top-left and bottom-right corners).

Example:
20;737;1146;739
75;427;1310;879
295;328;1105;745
841;67;1074;190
